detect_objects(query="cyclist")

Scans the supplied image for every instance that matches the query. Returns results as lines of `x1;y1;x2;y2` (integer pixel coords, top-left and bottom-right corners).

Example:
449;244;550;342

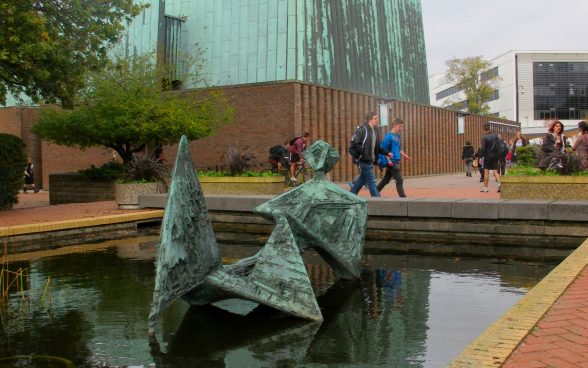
268;141;289;172
289;131;310;183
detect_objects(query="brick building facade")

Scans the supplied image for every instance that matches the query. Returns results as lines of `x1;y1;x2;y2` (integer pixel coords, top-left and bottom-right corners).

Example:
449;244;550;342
0;82;519;189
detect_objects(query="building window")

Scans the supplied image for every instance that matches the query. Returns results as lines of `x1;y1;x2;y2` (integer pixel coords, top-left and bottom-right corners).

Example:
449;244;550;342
533;62;588;120
436;85;464;101
480;67;498;82
163;15;185;87
487;89;499;102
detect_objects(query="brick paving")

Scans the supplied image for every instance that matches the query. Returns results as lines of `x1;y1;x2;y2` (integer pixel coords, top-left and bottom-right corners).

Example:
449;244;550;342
502;265;588;368
451;240;588;367
1;190;149;227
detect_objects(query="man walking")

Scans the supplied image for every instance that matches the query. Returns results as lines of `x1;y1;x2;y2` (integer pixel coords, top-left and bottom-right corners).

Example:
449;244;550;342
376;118;411;197
480;123;501;192
350;111;391;197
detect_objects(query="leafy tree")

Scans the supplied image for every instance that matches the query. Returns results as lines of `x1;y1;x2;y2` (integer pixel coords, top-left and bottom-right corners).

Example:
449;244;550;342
0;0;144;107
32;54;234;164
443;56;499;116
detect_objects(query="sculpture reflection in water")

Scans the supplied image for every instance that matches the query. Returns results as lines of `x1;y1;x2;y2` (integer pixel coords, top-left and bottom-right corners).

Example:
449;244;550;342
151;277;358;367
149;136;367;331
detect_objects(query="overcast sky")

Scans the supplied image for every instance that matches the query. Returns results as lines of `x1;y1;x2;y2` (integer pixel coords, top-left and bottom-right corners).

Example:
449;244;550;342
421;0;588;76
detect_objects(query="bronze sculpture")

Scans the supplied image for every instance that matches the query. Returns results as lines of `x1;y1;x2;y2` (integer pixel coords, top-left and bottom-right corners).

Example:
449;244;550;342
149;137;367;328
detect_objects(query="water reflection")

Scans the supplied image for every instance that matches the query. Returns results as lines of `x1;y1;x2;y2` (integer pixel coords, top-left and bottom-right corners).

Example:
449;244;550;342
0;237;554;368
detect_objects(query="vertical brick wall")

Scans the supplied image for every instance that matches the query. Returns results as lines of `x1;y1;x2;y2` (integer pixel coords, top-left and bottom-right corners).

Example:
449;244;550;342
0;107;45;188
0;82;519;188
41;143;114;189
171;83;298;171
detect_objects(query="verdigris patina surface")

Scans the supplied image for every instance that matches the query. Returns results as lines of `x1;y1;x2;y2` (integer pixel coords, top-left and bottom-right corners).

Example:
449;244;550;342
149;137;367;327
255;140;367;279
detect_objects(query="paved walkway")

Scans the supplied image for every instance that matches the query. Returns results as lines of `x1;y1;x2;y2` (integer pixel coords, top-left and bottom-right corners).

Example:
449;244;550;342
1;172;587;367
502;264;588;368
1;172;499;227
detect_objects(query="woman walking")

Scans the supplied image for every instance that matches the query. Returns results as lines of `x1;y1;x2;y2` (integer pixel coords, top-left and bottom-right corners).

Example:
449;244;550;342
511;130;527;164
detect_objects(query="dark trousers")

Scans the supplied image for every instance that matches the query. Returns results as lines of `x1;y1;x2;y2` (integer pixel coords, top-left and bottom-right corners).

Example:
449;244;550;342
498;158;506;176
376;164;406;197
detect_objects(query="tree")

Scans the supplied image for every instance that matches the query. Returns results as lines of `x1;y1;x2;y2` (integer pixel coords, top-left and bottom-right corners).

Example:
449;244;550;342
0;0;144;107
32;54;234;164
443;56;499;116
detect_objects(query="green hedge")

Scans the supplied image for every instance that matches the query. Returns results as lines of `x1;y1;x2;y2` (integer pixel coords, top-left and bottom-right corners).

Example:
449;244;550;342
513;145;540;166
0;134;27;210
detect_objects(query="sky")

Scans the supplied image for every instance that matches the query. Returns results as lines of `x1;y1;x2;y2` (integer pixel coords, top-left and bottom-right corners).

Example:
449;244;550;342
421;0;588;76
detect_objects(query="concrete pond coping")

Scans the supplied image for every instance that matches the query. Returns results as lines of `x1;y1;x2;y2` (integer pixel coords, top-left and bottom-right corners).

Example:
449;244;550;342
139;194;588;222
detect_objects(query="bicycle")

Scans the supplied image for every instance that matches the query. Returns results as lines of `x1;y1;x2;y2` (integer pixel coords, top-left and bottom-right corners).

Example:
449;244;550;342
262;159;313;188
282;161;313;187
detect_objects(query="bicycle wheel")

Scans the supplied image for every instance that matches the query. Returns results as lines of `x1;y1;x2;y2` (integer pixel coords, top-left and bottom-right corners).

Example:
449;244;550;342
297;167;313;183
279;168;291;188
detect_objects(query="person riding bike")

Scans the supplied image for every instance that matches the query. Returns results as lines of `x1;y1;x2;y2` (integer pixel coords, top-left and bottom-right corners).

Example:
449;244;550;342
289;132;310;183
268;141;289;172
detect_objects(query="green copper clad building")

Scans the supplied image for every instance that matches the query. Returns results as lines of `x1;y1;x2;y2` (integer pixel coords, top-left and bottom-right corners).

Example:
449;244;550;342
122;0;429;103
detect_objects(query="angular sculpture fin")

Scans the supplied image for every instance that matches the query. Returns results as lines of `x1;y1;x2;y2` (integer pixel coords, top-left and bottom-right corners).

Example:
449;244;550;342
149;135;221;322
200;217;323;321
255;141;367;280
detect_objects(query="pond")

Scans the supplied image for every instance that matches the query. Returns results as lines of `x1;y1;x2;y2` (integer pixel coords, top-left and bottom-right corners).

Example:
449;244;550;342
0;236;555;368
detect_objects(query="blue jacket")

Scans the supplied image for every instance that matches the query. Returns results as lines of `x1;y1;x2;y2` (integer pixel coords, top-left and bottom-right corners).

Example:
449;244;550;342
377;132;401;168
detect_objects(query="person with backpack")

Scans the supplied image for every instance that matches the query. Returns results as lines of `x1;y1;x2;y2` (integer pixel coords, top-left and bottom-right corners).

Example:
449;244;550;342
479;123;502;193
496;136;508;176
461;140;475;177
375;118;410;197
268;140;289;172
349;111;391;197
289;131;310;183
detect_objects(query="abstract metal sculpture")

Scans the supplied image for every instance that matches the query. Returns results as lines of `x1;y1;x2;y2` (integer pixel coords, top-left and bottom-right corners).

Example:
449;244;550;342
149;136;367;327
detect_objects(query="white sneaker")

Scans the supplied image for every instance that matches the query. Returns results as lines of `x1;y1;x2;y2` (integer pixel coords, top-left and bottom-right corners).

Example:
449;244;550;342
290;177;298;182
480;187;489;192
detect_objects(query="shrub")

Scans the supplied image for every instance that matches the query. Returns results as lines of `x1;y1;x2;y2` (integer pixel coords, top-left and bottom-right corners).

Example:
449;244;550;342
0;134;27;210
120;155;169;183
507;164;588;176
78;161;125;181
221;145;258;176
513;145;540;166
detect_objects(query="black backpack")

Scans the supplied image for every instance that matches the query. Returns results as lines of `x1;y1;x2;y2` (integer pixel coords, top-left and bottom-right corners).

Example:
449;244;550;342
269;145;286;157
348;126;367;162
491;137;509;159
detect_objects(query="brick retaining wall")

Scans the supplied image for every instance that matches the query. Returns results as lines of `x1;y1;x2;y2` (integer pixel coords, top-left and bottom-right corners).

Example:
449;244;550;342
0;82;520;187
49;173;115;204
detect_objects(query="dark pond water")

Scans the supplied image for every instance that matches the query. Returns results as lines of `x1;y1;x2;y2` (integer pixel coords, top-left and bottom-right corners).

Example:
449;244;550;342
0;236;555;368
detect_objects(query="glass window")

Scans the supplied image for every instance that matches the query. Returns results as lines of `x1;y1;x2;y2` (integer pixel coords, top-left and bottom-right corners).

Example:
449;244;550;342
533;62;588;120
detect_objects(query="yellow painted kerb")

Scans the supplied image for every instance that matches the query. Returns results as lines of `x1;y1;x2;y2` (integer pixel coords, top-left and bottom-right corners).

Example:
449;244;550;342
0;210;165;237
449;238;588;367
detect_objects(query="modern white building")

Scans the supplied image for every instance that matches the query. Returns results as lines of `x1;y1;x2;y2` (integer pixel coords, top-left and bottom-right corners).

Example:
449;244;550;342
429;51;588;133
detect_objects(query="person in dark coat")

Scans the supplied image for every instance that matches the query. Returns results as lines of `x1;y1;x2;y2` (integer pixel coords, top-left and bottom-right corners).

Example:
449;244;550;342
23;158;38;193
461;140;475;177
349;111;391;197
